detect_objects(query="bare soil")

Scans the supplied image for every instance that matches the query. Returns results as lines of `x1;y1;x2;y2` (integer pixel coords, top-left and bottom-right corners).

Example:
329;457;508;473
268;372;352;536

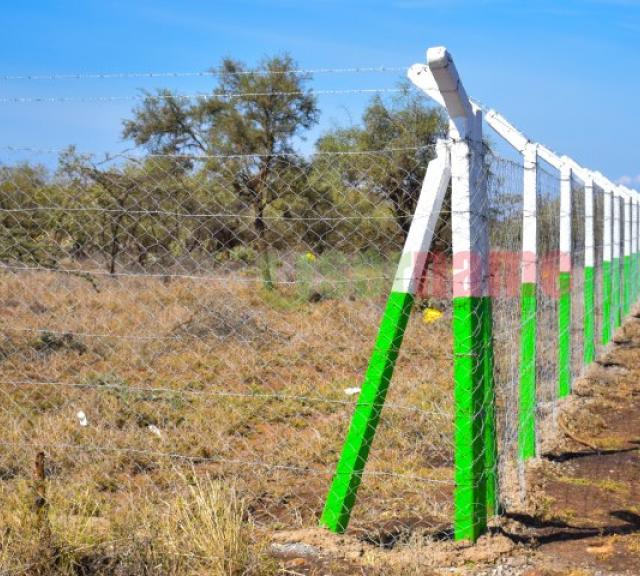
505;313;640;576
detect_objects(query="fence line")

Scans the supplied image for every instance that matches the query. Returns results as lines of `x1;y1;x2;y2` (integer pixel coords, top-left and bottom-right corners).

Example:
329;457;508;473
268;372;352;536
0;378;443;417
0;66;406;81
0;88;406;105
0;47;637;559
0;145;429;159
321;47;639;541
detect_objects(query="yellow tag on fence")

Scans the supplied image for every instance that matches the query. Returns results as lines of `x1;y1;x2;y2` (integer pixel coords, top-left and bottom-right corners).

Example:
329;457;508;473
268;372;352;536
422;307;443;324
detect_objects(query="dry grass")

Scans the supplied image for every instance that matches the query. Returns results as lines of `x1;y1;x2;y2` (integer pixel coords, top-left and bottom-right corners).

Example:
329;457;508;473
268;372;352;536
625;532;640;555
0;471;273;575
555;475;629;495
4;264;638;574
0;267;456;572
161;476;265;575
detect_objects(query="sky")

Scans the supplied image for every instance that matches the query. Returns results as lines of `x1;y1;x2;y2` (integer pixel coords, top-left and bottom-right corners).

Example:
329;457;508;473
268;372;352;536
0;0;639;184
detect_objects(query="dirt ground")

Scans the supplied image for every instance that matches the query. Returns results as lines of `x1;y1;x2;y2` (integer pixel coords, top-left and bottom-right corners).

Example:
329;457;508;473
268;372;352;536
270;313;640;576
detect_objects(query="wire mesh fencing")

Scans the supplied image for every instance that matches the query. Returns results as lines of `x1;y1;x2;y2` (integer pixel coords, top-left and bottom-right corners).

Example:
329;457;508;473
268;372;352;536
486;154;524;509
0;137;544;547
536;163;561;428
0;144;462;530
0;55;637;573
571;179;586;382
593;185;605;357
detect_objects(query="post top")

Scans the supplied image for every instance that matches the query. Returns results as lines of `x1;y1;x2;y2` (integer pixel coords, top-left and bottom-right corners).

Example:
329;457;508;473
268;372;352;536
409;46;476;140
426;46;449;68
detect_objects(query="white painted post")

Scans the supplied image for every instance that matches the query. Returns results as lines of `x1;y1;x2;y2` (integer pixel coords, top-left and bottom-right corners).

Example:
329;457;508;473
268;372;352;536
392;138;452;294
601;184;613;344
410;46;496;541
522;145;538;288
583;173;595;364
558;161;572;397
613;190;622;328
635;192;639;303
519;142;538;459
624;190;632;316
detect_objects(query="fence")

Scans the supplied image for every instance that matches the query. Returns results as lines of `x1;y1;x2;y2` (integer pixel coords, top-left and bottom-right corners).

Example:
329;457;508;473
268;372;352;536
387;47;637;540
0;46;637;567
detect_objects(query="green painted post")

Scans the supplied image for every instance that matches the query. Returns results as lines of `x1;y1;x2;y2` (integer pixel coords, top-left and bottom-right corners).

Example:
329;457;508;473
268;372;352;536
632;254;635;306
481;296;498;516
613;256;621;328
624;255;631;316
519;282;537;458
320;291;414;532
583;177;595;365
453;296;487;541
584;266;595;364
558;271;572;397
632;254;638;304
320;138;451;534
517;142;538;461
602;260;612;345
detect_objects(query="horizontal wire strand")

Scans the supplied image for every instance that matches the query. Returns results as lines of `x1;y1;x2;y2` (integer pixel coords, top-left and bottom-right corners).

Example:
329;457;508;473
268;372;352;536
0;378;449;418
0;440;454;484
0;87;406;105
0;66;407;82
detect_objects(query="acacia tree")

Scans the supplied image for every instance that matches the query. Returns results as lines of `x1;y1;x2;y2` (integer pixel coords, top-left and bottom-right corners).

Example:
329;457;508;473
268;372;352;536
57;149;191;274
0;163;62;267
314;88;446;238
123;54;319;288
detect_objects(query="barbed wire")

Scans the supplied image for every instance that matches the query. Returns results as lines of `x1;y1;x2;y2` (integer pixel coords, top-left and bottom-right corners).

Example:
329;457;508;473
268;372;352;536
0;440;453;484
0;144;430;159
0;263;395;283
0;66;407;82
0;87;406;105
0;206;414;219
0;378;447;417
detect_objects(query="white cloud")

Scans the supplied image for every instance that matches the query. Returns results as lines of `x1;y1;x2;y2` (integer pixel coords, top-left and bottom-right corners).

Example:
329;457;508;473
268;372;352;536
617;174;640;186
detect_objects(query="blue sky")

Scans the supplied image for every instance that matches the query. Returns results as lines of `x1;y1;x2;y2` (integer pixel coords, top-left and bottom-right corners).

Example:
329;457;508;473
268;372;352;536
1;0;639;184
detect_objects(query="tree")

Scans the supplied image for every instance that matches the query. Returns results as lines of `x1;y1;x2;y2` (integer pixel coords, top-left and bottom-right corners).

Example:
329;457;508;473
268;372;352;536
314;87;446;238
0;163;62;267
123;54;319;288
58;149;220;274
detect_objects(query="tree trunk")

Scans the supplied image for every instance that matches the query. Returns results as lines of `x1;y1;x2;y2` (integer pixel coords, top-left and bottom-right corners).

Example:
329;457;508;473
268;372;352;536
255;201;273;290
